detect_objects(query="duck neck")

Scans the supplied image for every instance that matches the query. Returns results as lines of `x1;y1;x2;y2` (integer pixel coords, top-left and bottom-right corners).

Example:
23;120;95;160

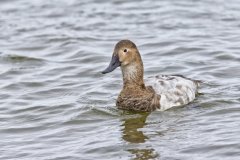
121;61;145;89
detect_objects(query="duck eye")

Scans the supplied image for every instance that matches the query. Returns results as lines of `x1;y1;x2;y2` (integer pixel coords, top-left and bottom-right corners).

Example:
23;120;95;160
124;49;128;53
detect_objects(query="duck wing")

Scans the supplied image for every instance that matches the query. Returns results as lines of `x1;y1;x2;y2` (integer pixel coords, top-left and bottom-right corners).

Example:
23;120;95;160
145;75;200;111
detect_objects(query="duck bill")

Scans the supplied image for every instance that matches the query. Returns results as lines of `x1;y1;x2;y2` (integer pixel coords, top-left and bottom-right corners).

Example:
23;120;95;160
102;55;121;74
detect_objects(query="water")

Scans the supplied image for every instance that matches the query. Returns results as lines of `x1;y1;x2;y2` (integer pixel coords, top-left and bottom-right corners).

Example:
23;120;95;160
0;0;240;159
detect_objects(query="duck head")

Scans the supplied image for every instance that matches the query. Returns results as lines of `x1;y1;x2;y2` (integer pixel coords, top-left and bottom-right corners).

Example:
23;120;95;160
102;40;144;86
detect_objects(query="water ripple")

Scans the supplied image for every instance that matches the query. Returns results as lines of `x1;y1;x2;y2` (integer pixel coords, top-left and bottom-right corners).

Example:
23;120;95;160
0;0;240;160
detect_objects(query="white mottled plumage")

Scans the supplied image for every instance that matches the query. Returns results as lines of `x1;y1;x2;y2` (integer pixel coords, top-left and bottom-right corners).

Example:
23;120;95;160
145;75;199;111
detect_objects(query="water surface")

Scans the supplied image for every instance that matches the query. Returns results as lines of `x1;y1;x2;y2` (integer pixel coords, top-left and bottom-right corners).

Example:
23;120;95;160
0;0;240;159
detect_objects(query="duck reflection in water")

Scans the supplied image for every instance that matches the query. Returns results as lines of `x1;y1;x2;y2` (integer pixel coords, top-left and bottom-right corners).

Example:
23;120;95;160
121;112;159;159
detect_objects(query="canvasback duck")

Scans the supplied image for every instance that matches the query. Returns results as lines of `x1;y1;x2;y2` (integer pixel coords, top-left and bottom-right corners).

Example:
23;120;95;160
102;40;200;112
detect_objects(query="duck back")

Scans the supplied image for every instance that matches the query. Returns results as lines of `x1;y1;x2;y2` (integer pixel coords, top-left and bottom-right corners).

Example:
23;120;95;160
145;75;199;111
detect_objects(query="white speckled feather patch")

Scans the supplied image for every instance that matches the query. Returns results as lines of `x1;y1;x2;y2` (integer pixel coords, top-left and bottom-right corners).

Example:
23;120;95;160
145;75;199;111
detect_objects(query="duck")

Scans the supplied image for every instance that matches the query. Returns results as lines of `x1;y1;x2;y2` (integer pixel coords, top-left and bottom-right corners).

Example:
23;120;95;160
102;40;200;112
